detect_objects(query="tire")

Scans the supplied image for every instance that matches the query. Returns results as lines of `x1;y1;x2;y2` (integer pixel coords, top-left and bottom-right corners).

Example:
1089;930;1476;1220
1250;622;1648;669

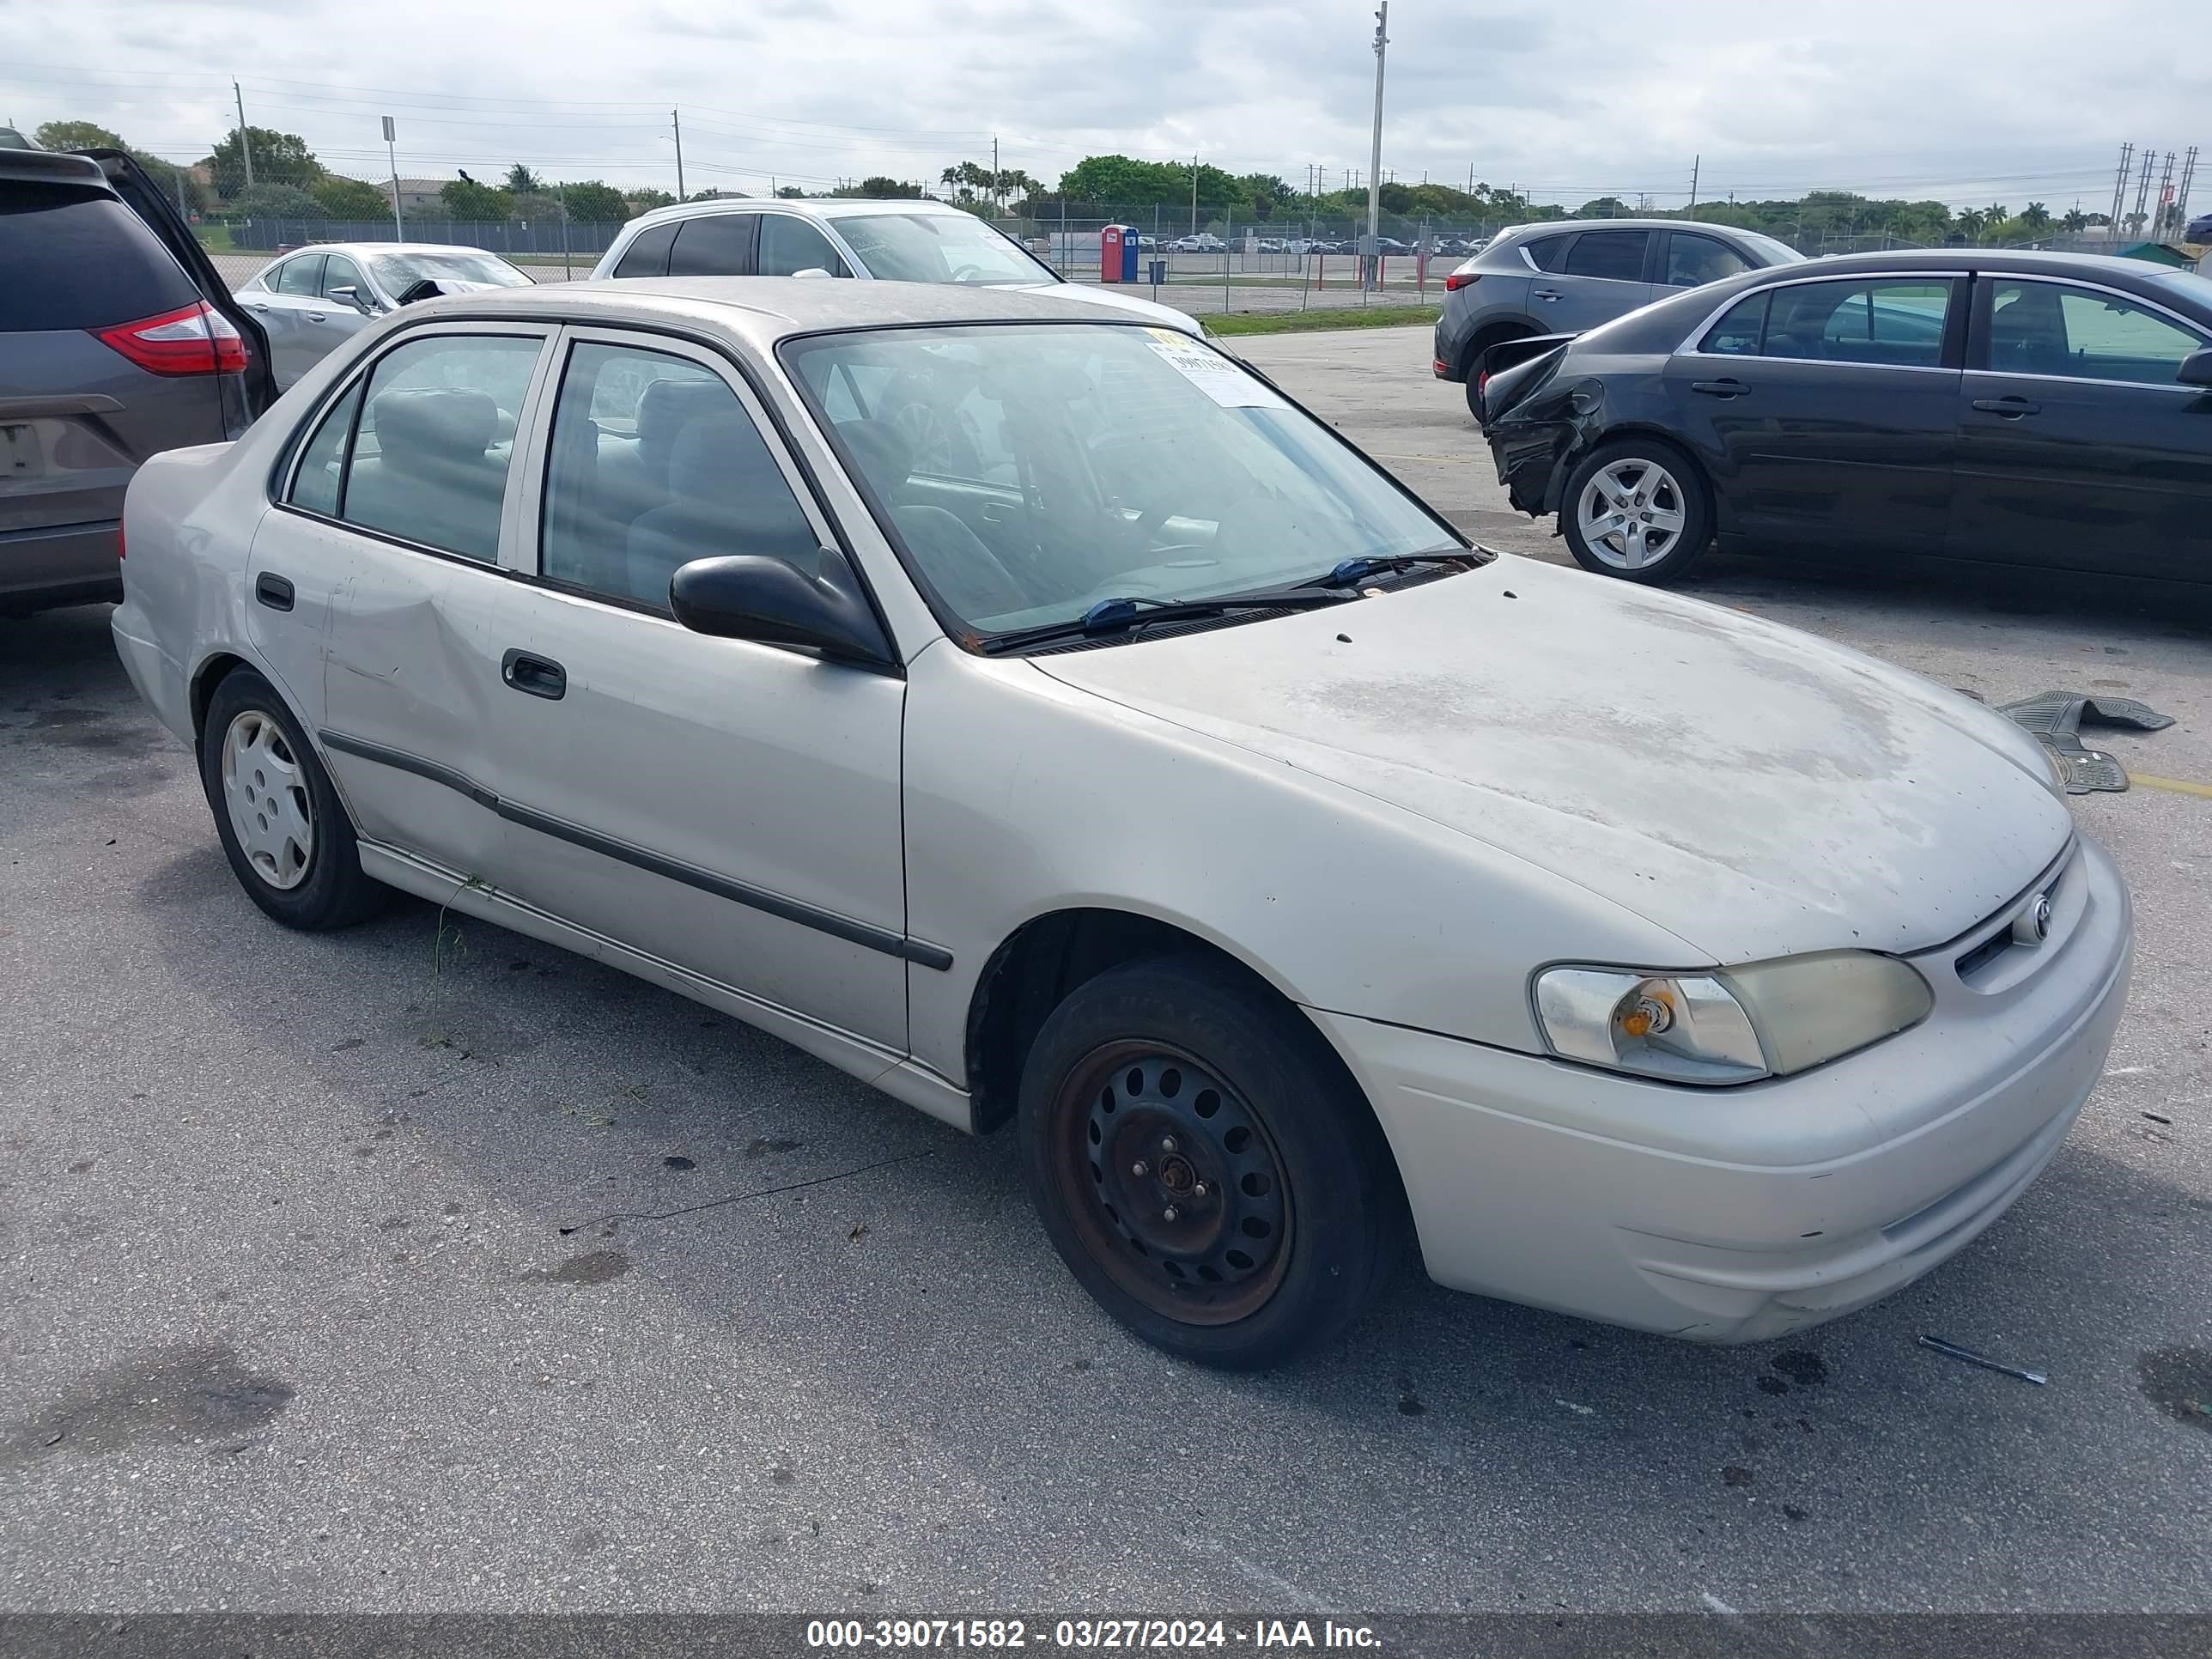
199;667;386;931
1559;436;1714;585
1462;325;1535;425
1464;375;1486;423
1017;957;1401;1370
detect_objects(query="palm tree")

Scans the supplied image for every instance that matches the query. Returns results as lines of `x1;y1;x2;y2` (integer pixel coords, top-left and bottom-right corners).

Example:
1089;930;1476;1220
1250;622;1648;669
1956;207;1987;242
2021;202;2051;232
2061;207;2087;233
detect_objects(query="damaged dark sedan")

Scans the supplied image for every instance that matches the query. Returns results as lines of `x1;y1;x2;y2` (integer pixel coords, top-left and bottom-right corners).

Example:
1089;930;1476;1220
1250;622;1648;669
1477;248;2212;585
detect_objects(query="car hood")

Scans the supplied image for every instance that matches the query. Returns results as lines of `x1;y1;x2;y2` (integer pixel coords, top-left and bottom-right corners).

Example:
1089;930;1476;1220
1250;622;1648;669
1031;557;2073;963
1011;282;1204;336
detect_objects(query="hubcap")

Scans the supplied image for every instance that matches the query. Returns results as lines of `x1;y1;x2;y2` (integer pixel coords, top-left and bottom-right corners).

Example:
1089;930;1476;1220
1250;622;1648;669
1577;457;1688;571
220;710;314;890
1054;1043;1292;1326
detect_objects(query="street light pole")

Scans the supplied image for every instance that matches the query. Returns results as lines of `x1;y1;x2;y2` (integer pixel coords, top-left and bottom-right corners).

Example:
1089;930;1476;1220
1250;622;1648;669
1365;3;1388;293
382;116;402;241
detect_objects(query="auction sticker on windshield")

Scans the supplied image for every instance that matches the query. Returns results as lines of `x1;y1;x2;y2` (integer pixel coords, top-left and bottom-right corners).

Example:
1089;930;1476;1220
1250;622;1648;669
1146;328;1289;410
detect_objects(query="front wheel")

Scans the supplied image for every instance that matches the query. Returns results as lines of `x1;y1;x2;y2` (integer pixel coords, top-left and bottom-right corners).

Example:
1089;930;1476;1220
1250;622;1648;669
1018;957;1401;1370
1559;439;1714;585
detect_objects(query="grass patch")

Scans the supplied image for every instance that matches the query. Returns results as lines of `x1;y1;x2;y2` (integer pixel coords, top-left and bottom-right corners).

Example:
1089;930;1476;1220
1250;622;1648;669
1204;305;1439;337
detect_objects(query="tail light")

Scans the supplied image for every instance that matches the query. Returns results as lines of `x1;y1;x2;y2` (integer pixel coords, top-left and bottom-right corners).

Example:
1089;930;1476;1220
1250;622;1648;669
1443;271;1478;291
94;301;248;377
117;522;126;561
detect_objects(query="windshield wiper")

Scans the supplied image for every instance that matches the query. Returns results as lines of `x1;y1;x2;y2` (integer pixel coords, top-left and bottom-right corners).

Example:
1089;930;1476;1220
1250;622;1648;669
1308;547;1492;588
977;590;1352;655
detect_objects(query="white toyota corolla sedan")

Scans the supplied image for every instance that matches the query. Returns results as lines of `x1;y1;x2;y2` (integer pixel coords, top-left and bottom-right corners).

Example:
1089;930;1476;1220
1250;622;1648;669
112;278;2131;1369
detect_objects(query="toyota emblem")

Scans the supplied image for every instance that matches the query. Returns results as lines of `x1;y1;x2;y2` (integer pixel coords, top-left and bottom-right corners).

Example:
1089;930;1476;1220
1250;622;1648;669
2012;892;2053;948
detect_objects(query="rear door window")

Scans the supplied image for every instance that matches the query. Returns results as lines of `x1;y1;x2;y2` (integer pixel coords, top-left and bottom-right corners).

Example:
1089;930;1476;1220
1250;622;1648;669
611;222;678;278
0;180;200;331
276;256;324;296
1665;233;1752;288
1523;234;1572;272
1762;279;1952;368
1562;231;1650;283
668;214;758;276
1698;291;1770;354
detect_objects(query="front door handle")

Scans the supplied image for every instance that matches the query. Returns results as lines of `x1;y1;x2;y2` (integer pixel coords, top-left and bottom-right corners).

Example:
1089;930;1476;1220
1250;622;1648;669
1972;396;2040;417
246;301;270;313
1692;378;1748;398
304;312;325;323
254;572;295;611
1532;288;1561;301
501;649;566;701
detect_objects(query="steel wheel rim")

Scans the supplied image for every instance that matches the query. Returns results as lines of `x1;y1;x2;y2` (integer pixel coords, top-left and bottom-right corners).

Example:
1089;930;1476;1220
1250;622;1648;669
1050;1040;1293;1326
1577;457;1688;571
220;710;314;890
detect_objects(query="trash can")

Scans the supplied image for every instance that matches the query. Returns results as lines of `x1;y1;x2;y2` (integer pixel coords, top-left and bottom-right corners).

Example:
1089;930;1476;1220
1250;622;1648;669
1100;224;1139;284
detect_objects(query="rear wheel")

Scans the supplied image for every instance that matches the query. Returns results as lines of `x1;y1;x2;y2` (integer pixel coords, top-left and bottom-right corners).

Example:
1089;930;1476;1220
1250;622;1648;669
1462;325;1536;424
1018;957;1400;1370
1560;438;1714;585
199;668;386;931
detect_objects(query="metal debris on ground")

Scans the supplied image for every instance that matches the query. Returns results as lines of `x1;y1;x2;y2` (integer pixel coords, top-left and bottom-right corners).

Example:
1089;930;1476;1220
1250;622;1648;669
1917;1334;2048;1386
1986;690;2175;795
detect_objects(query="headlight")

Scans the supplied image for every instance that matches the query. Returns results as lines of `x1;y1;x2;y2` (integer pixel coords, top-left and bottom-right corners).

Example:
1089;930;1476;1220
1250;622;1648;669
1532;951;1933;1086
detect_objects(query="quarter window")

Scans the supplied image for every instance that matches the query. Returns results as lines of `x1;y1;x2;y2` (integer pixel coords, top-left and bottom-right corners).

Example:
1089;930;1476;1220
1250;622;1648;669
611;222;678;279
1562;231;1649;282
336;334;543;562
1759;279;1951;368
1523;234;1572;272
288;380;363;518
539;341;820;612
1698;291;1770;355
1986;281;2207;385
759;216;850;277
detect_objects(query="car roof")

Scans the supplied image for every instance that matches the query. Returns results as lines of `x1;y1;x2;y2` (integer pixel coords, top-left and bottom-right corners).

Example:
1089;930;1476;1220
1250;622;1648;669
263;242;522;261
0;149;113;190
619;197;971;234
393;275;1169;353
1497;218;1718;239
1758;246;2203;282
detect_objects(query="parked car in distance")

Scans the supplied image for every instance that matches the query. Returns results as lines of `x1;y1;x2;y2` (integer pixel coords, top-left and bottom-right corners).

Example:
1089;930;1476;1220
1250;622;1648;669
237;243;535;389
593;197;1200;335
2185;210;2211;243
1478;249;2212;585
3;147;273;616
1435;219;1804;419
114;277;2128;1369
1170;233;1226;253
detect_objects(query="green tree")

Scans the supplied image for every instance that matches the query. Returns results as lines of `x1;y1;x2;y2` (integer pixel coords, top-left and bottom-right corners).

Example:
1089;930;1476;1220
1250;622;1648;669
1577;195;1630;218
775;185;806;198
2060;207;2087;233
440;176;512;220
508;190;562;222
33;118;125;150
855;175;908;197
235;182;327;219
627;186;676;213
555;179;629;222
503;163;545;194
312;174;394;219
2020;202;2051;232
1955;207;1987;241
206;126;322;197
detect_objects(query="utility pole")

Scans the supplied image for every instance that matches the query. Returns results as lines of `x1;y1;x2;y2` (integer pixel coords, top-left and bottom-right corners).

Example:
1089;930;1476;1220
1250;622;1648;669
2107;143;2133;245
2177;146;2199;229
992;133;1000;213
672;107;685;200
2155;150;2178;240
1688;154;1699;210
1364;1;1388;292
2131;149;2157;240
382;116;402;240
1191;153;1199;234
233;80;254;191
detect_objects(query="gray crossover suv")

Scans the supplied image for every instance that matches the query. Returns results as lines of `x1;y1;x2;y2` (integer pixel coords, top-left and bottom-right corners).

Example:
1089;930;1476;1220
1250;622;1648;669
1433;219;1802;418
2;148;273;614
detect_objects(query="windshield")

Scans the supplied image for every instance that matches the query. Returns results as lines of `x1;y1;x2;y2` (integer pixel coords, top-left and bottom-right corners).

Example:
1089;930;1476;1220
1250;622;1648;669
782;323;1461;638
368;249;533;292
833;213;1054;286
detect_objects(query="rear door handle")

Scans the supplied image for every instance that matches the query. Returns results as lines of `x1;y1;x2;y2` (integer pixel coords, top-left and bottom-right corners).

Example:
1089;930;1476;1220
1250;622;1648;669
501;649;566;701
305;312;325;323
1692;379;1748;398
1972;396;2040;416
1532;289;1561;301
246;301;270;313
254;573;295;611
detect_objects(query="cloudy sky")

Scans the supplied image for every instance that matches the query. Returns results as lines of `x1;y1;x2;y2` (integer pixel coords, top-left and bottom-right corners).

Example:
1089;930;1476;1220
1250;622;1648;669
3;0;2203;211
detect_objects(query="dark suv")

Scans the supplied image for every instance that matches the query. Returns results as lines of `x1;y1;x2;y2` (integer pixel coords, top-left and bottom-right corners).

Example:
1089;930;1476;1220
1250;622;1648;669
1432;219;1802;418
2;149;273;615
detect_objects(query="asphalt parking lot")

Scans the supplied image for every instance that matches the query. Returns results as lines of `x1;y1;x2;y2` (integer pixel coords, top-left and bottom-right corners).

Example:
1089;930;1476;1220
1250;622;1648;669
3;327;2209;1616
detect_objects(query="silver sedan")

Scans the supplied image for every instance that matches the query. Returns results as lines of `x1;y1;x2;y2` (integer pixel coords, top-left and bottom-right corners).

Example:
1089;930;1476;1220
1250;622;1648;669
112;278;2130;1369
236;242;535;388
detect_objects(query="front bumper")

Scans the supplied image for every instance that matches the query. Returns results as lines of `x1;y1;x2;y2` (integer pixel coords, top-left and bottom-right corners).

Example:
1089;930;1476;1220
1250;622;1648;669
1312;836;2131;1343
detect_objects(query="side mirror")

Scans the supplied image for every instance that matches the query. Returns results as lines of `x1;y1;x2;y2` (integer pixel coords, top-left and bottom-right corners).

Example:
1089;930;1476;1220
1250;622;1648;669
326;285;374;316
2179;347;2212;388
670;548;894;667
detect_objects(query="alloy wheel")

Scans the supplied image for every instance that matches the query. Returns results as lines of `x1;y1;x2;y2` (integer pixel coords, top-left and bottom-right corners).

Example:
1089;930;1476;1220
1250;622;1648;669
1577;457;1688;571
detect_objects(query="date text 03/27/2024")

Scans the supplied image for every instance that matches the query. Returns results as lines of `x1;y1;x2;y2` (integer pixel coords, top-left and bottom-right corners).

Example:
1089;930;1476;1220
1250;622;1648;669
804;1619;1382;1650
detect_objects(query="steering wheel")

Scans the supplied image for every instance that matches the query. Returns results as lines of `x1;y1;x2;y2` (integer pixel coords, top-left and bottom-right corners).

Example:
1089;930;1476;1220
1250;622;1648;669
950;264;987;283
